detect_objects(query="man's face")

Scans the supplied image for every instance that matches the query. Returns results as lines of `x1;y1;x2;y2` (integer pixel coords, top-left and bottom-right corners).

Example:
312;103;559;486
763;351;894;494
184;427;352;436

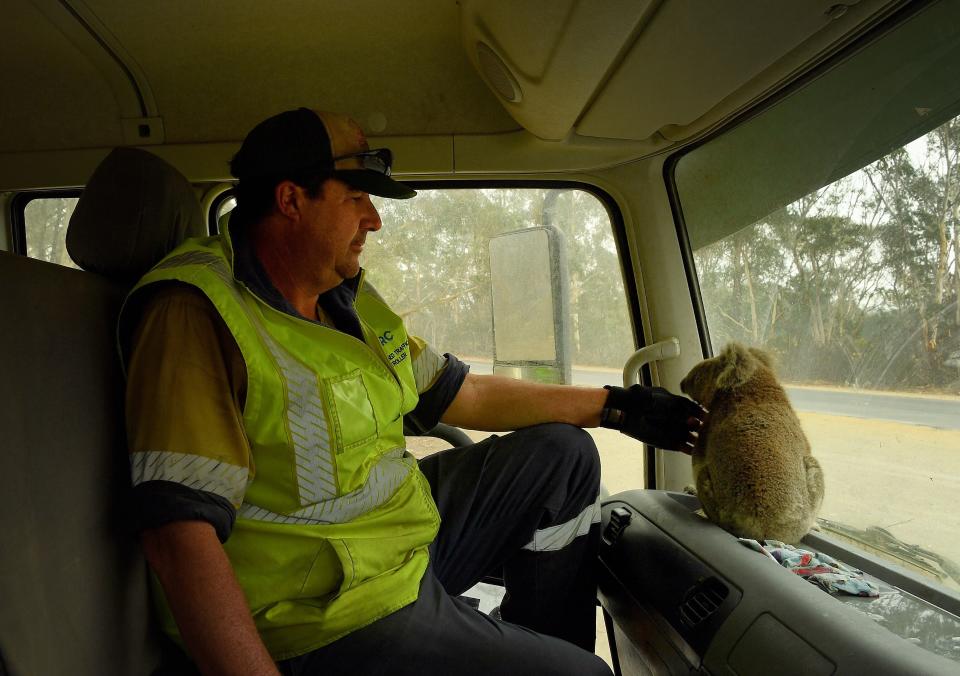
296;177;382;288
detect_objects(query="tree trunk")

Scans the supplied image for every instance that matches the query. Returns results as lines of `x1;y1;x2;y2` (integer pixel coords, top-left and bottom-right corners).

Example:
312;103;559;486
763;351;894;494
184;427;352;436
930;216;950;350
954;216;960;325
740;245;760;342
766;288;780;341
929;128;956;351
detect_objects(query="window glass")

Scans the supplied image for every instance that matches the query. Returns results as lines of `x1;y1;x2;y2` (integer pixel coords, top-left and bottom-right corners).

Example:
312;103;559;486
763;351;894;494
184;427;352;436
676;3;960;590
364;188;641;493
23;196;80;268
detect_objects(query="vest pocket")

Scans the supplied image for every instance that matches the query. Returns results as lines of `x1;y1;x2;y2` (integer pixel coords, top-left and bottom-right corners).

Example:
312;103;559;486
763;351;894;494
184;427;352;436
302;538;351;599
324;369;378;453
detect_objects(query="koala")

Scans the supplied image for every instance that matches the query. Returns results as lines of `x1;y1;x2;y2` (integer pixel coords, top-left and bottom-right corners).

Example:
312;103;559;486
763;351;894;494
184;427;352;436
680;343;824;544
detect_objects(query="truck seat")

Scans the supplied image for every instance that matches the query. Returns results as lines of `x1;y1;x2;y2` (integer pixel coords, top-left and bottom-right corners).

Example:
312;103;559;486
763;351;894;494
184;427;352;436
0;147;204;675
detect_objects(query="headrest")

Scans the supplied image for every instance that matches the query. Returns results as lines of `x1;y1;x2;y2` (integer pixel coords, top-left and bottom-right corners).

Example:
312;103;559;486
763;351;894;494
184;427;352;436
66;147;205;282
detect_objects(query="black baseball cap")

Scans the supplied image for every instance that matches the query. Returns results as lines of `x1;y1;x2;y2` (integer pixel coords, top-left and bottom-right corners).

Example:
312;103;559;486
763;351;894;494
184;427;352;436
230;108;416;199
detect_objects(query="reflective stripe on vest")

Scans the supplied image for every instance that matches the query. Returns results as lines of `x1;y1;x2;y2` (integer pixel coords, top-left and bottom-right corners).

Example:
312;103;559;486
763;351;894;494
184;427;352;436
237;448;410;525
153;250;340;504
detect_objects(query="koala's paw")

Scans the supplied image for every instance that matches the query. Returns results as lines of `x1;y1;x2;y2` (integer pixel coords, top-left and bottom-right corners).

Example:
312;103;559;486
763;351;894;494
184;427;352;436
683;484;698;496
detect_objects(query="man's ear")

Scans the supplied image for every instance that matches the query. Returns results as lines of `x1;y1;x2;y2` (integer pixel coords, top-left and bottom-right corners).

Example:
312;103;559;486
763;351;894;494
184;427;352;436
274;180;303;220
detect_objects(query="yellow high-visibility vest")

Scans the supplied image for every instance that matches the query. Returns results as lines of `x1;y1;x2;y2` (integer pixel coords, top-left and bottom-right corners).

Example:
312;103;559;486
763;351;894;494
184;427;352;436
121;226;440;659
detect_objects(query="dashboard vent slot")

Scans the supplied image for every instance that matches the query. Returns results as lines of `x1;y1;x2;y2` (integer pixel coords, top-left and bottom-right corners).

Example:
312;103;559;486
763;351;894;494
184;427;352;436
679;577;729;628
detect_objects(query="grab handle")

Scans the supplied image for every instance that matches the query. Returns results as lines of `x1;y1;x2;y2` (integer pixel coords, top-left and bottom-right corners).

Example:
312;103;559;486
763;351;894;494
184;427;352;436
622;338;681;387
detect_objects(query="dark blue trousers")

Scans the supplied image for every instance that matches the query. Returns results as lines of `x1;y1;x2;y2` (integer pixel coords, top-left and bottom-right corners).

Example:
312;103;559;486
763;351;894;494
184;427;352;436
280;423;610;676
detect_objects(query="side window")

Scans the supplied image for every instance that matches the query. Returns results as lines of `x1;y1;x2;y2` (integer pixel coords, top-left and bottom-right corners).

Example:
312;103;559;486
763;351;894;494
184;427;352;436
17;195;80;268
364;188;641;491
675;3;960;590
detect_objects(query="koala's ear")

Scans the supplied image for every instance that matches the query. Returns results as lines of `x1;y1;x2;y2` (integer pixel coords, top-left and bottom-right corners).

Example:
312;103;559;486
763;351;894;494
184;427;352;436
681;363;714;406
748;347;775;370
715;343;757;389
680;365;703;396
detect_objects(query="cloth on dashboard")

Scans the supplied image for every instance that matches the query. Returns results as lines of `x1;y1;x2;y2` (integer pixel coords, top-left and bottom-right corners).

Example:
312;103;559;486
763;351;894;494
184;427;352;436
739;539;880;597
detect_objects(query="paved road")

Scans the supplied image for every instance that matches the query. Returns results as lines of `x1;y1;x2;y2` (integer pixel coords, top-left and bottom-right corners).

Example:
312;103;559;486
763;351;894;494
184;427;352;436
785;387;960;430
465;360;960;430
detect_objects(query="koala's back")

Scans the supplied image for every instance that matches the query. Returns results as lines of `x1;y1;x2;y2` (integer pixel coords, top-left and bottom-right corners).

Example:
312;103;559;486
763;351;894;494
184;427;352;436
694;374;823;543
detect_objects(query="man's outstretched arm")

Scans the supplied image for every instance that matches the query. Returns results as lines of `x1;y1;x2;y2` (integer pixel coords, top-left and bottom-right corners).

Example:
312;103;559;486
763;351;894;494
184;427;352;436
440;373;607;431
440;373;704;452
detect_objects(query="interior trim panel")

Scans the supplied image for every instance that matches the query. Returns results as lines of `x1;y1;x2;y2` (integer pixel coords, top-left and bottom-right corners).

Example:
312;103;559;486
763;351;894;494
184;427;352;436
598;490;960;675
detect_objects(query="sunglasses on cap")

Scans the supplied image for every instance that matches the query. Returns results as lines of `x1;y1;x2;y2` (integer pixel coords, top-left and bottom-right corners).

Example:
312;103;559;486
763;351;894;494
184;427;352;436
333;148;393;176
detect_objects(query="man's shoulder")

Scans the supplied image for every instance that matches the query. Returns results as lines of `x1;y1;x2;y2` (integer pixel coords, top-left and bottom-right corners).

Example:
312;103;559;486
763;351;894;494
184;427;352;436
140;280;216;313
138;233;230;287
126;279;240;371
125;281;226;347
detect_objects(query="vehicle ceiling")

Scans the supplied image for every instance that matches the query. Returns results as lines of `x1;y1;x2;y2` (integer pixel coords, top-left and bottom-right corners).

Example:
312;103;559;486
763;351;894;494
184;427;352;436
3;0;905;182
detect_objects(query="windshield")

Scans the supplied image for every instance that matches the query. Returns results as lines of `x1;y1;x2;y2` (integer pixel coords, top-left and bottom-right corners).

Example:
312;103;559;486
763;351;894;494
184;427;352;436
675;2;960;590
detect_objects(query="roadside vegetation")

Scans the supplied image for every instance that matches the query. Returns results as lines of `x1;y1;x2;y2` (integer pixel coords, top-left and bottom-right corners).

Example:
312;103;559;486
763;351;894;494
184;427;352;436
695;117;960;394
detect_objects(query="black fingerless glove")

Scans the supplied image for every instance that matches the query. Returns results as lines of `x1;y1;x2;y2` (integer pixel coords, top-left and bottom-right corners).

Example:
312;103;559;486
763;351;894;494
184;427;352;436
600;384;703;451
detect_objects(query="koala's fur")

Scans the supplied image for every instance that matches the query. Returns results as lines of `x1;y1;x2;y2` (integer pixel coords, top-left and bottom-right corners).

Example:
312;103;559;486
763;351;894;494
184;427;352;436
680;343;824;543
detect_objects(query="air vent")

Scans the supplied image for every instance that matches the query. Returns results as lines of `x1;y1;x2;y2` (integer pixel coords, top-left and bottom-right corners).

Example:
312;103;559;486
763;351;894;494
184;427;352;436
679;577;729;628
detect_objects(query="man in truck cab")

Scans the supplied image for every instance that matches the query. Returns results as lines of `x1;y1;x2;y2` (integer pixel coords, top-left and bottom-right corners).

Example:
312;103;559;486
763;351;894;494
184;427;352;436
119;107;704;675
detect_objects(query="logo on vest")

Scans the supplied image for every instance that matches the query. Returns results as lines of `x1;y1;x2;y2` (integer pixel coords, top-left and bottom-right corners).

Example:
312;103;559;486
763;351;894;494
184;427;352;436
382;333;410;367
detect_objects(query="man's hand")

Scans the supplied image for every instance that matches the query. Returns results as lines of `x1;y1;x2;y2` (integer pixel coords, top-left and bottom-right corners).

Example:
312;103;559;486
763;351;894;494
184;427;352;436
600;385;705;453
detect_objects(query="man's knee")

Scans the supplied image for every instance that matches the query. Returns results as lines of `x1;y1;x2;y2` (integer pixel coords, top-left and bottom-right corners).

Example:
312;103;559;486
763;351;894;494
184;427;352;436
545;422;599;465
529;636;613;676
521;423;601;487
